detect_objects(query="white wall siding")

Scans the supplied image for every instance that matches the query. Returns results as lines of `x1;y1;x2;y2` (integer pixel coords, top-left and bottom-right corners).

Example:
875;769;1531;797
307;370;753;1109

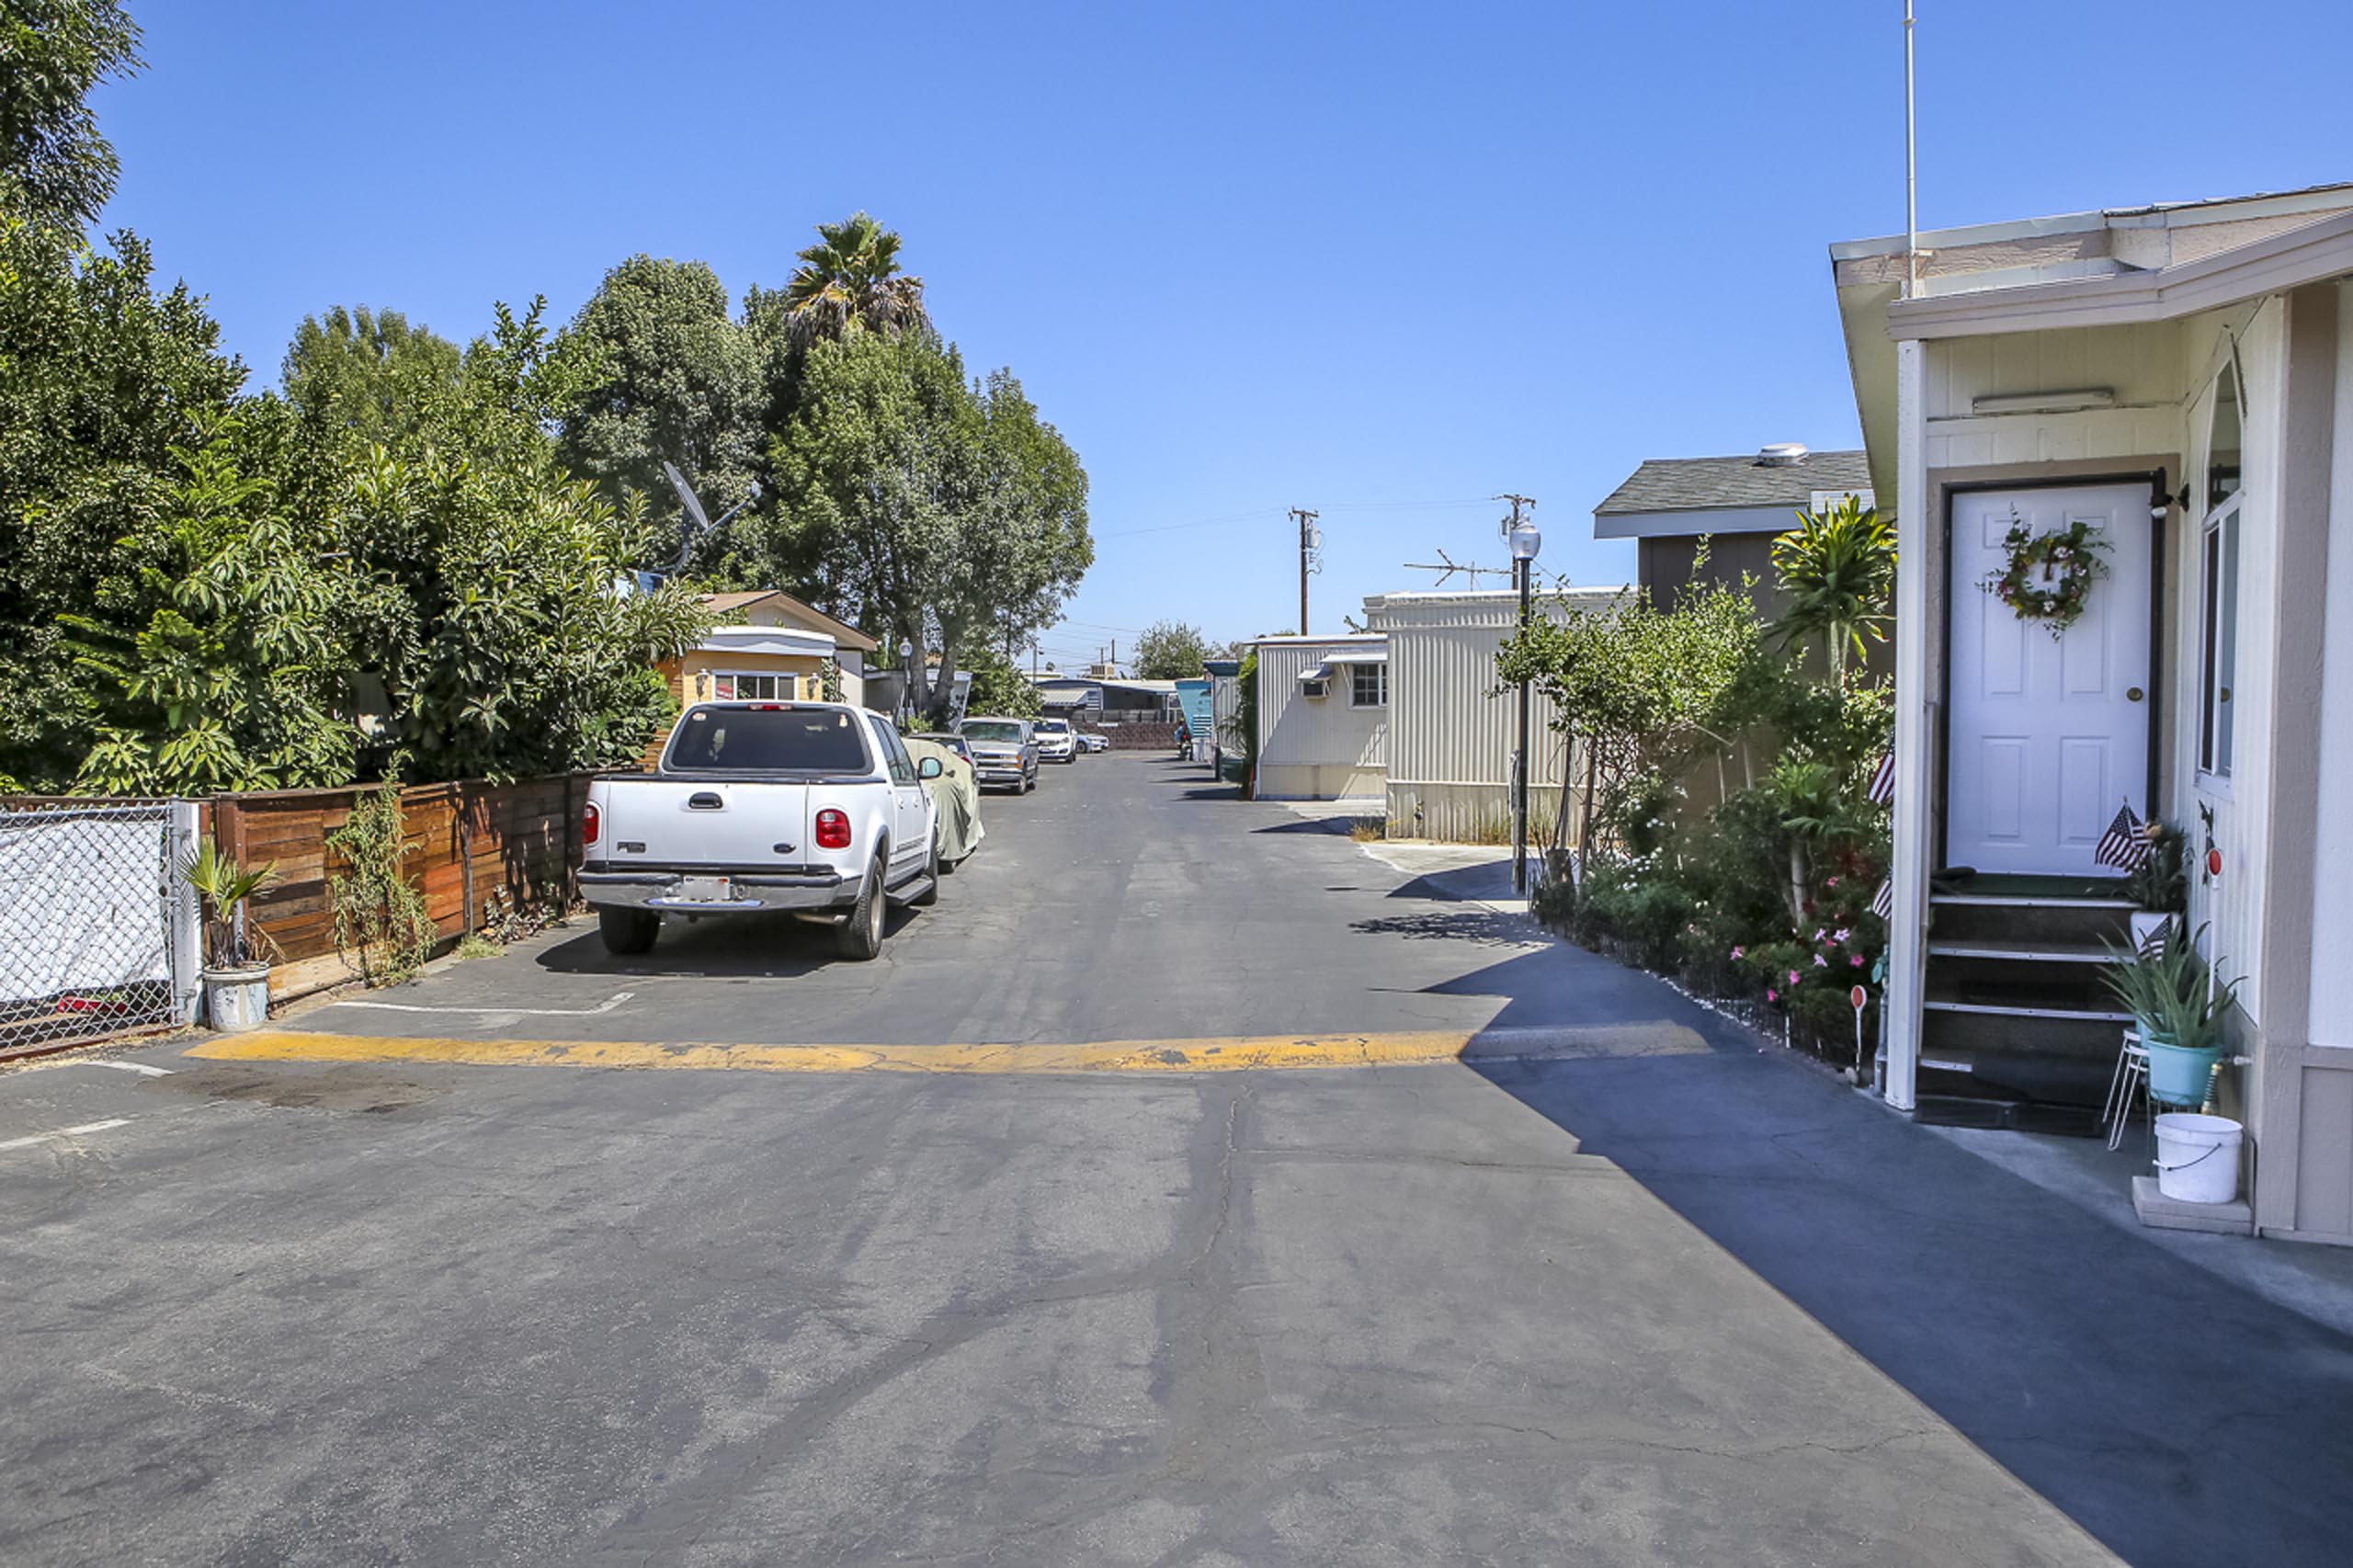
1254;638;1388;801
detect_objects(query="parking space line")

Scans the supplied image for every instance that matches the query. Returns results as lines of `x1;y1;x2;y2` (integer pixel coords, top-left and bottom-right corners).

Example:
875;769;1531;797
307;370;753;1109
184;1028;1490;1075
0;1118;131;1153
87;1061;174;1077
322;991;636;1017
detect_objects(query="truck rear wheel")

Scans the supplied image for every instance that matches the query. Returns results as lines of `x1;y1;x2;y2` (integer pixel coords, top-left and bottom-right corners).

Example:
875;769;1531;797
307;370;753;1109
837;858;887;960
598;908;660;956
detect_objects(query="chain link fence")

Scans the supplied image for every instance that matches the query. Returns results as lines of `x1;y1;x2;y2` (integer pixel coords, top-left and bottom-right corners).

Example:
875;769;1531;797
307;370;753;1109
0;800;199;1057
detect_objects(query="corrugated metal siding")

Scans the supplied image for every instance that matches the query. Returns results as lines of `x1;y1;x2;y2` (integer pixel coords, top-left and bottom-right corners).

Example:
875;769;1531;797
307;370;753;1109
1365;590;1619;845
1255;640;1388;799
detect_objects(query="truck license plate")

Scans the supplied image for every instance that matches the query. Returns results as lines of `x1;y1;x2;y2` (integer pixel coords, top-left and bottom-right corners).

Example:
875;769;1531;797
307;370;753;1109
676;876;733;903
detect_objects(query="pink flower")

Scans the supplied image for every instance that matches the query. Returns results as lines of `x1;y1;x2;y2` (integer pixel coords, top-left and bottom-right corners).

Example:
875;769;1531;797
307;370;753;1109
1730;946;1745;960
1851;955;1866;967
1813;954;1829;969
1833;927;1851;944
1788;970;1802;986
1813;928;1826;943
1825;876;1839;888
1766;988;1778;1002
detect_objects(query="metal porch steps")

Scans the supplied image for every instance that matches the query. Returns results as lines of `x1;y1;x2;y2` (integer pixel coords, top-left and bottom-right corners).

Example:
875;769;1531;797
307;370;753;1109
1916;880;2142;1138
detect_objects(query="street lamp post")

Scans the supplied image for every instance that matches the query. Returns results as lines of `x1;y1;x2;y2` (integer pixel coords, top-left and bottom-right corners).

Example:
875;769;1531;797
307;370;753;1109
1508;514;1542;894
899;638;915;722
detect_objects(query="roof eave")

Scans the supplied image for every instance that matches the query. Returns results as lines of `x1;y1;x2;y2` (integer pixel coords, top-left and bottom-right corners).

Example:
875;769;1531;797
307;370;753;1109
1884;209;2353;340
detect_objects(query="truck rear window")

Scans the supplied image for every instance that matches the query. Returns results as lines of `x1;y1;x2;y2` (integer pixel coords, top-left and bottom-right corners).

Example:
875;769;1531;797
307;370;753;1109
666;708;871;773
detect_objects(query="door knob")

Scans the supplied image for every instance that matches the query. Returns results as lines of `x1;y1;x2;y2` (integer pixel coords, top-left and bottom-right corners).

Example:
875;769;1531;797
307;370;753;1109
2126;687;2144;702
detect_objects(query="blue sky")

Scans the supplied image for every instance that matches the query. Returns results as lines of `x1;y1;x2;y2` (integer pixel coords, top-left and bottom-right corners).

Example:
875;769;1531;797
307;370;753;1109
98;2;2349;671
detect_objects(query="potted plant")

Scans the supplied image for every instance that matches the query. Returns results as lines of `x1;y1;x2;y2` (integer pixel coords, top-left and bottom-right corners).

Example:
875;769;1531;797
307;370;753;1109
2101;923;2242;1108
182;836;279;1032
2123;819;2187;952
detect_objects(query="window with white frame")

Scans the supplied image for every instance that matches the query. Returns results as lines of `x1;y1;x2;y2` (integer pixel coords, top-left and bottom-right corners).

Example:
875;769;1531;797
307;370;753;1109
1349;662;1387;709
2198;366;2242;779
713;672;796;701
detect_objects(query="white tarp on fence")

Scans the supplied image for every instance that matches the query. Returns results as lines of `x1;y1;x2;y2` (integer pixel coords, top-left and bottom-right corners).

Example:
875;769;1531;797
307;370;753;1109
0;807;173;1004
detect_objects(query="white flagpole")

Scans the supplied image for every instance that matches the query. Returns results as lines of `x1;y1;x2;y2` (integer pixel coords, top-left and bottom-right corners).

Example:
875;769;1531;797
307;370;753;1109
1904;1;1919;296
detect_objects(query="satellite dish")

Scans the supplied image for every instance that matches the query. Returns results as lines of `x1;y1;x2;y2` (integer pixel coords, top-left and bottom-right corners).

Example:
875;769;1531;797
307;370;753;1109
663;460;713;535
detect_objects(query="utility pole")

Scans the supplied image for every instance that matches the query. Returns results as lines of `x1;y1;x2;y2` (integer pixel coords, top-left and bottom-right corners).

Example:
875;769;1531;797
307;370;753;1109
1290;508;1321;633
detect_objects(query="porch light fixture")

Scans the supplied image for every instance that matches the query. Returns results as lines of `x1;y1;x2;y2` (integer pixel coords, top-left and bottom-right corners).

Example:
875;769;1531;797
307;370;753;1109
1971;388;2117;415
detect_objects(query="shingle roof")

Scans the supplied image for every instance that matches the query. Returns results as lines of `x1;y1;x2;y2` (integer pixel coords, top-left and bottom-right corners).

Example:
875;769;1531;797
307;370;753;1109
1594;449;1870;516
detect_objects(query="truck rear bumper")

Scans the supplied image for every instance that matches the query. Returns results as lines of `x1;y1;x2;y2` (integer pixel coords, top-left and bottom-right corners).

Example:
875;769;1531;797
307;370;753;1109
579;869;852;914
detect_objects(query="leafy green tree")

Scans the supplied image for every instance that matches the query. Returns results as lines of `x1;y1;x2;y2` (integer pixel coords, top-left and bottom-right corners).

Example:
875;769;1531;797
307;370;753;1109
764;332;1089;725
963;650;1040;719
775;211;928;350
0;217;248;789
1132;619;1210;678
281;305;461;444
554;255;761;562
1496;580;1763;859
0;0;142;228
67;412;351;793
1768;495;1895;687
332;303;712;782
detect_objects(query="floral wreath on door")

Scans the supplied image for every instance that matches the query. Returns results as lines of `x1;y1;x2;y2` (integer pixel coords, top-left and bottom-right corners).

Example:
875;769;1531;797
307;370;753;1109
1983;510;2109;638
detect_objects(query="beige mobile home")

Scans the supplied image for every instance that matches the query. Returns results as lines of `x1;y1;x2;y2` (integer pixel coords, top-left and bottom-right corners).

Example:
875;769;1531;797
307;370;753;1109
1368;587;1620;843
1252;634;1390;802
1832;182;2353;1242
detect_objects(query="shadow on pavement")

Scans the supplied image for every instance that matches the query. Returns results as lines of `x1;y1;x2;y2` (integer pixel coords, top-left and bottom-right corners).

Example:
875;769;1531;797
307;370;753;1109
535;907;922;979
1440;937;2353;1568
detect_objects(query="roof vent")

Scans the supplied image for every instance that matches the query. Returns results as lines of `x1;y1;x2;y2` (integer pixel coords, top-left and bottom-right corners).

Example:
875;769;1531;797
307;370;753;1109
1756;443;1809;467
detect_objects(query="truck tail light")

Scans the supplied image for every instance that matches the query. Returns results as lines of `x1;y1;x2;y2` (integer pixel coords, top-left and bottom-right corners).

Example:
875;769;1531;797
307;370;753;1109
583;801;601;847
815;809;852;850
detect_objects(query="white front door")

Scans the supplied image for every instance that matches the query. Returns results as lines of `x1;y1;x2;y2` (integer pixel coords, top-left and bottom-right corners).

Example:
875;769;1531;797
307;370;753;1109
1946;483;2154;877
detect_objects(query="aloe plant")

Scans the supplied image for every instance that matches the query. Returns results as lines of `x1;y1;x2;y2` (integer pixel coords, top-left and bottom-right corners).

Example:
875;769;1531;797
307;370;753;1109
2101;923;2241;1050
181;835;280;971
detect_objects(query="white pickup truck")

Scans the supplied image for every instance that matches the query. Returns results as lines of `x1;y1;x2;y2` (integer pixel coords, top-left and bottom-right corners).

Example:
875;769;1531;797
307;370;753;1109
580;700;943;960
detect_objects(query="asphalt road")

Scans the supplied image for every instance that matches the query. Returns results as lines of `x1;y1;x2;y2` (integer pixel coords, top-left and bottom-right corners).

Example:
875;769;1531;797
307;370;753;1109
4;755;2347;1565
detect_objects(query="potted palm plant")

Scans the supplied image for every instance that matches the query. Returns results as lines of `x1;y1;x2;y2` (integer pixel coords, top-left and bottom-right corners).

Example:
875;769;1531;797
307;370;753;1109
2101;923;2242;1107
182;836;279;1032
2124;820;2187;952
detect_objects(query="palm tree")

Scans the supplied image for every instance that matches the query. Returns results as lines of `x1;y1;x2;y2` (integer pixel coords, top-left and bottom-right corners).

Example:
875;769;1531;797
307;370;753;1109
779;213;929;348
1768;495;1896;687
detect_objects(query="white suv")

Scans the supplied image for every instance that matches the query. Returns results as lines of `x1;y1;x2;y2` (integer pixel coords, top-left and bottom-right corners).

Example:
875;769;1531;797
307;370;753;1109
1032;717;1078;763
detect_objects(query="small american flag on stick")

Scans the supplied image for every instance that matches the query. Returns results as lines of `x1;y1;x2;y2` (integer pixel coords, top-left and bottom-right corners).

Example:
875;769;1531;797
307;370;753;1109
2095;800;2151;870
1867;751;1896;805
1870;878;1894;919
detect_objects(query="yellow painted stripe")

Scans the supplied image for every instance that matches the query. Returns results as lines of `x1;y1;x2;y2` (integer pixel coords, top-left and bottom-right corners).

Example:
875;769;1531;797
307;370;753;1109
181;1028;1483;1075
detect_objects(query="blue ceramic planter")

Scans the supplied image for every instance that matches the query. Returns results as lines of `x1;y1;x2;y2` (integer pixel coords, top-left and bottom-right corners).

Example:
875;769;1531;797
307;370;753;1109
2144;1038;2222;1108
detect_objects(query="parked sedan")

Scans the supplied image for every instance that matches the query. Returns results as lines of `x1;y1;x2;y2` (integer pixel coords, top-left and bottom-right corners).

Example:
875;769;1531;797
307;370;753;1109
1032;716;1078;763
955;716;1039;792
1076;731;1110;754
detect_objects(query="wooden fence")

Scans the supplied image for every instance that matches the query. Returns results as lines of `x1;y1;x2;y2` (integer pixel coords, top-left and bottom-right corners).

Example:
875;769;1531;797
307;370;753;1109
205;774;591;1004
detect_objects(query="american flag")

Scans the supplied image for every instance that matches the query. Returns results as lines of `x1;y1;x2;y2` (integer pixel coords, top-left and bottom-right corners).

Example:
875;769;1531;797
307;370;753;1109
1870;878;1893;919
2095;801;2151;870
1867;751;1896;805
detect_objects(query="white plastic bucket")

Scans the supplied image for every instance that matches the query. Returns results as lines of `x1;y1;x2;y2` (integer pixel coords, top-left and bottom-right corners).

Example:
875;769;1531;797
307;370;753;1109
2154;1113;2243;1205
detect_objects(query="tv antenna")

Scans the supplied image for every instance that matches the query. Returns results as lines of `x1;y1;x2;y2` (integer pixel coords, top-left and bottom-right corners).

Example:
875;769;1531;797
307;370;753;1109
653;460;761;578
1403;546;1510;588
